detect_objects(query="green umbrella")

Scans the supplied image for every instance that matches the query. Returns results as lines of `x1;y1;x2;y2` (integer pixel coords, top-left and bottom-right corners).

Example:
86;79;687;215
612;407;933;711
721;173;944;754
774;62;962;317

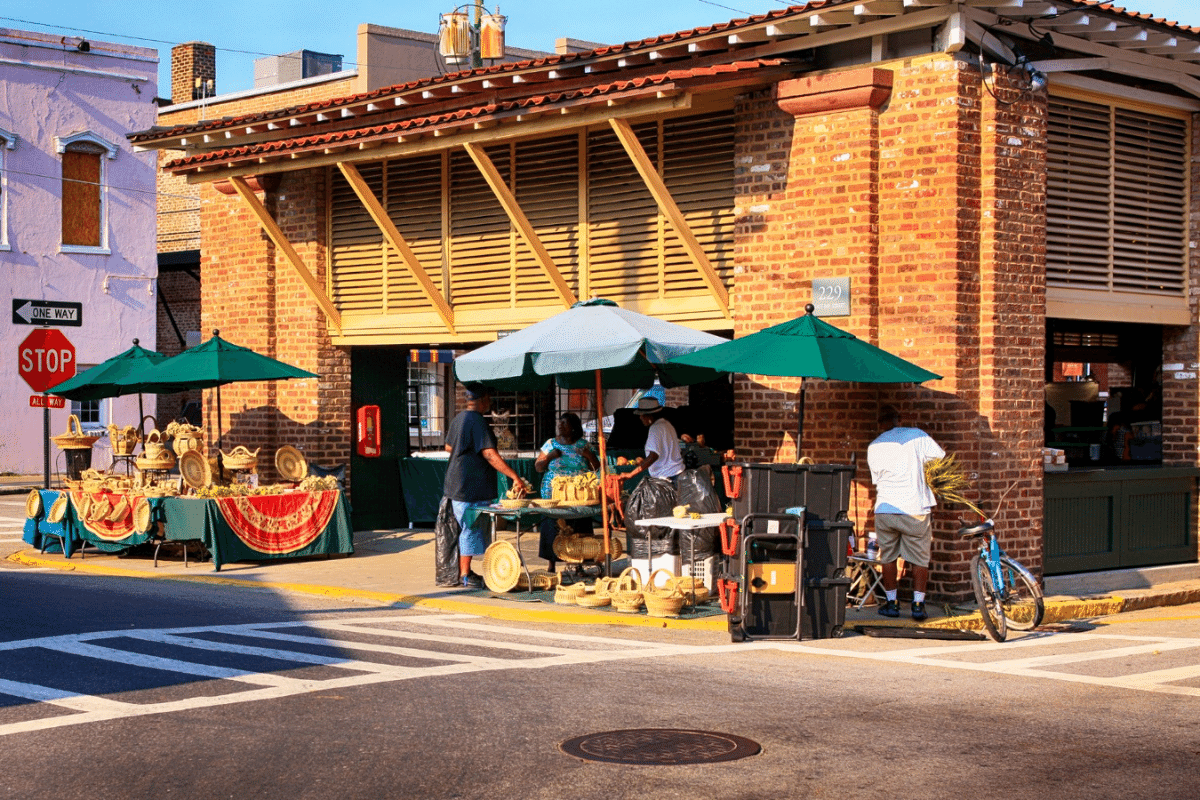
670;304;940;453
47;339;169;431
47;339;168;401
455;299;728;571
114;330;317;449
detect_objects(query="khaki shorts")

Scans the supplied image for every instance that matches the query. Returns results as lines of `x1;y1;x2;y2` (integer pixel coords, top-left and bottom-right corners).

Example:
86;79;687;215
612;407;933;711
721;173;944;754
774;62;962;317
874;513;931;568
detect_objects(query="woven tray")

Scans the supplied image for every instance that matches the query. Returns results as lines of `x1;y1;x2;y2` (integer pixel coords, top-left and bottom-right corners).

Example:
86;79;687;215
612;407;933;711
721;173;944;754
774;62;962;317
275;445;308;482
481;540;523;593
25;490;42;519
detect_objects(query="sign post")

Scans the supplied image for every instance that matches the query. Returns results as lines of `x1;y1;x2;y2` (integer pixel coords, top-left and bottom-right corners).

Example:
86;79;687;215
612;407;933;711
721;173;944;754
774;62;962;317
18;328;76;489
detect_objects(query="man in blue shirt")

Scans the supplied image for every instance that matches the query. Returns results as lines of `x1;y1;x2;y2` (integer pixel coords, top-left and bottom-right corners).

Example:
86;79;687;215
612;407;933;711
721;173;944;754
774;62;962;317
867;405;945;621
443;386;527;588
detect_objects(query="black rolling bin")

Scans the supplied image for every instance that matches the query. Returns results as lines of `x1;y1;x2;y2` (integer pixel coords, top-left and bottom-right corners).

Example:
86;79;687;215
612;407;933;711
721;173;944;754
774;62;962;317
727;514;851;642
729;462;855;524
730;513;804;642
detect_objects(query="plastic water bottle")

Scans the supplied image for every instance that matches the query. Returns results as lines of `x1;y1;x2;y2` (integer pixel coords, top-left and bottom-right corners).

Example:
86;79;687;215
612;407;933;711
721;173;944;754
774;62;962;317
866;532;879;561
846;531;856;558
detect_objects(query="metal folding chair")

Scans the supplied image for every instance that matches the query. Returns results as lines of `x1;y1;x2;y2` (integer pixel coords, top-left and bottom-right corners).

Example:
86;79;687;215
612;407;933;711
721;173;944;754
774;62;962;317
847;553;886;609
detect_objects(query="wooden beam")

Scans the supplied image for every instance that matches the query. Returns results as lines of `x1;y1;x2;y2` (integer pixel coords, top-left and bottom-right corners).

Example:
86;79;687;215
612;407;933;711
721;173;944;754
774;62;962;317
607;117;730;317
462;142;577;308
228;176;342;331
336;162;456;335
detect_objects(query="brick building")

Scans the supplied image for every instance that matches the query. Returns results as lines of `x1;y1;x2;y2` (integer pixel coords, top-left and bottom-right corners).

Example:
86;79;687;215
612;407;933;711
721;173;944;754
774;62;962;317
134;0;1200;599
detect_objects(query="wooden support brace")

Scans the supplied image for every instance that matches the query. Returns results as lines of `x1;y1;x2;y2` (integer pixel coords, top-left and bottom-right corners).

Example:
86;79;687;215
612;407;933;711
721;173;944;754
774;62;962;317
462;142;577;308
608;118;730;316
337;162;456;334
228;176;342;331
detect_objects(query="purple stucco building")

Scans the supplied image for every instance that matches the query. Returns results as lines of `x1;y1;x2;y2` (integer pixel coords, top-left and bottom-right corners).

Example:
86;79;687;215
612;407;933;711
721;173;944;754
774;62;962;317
0;29;158;474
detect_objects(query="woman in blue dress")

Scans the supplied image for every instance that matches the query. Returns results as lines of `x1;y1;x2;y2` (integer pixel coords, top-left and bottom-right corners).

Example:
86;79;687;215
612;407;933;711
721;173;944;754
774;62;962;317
534;412;600;572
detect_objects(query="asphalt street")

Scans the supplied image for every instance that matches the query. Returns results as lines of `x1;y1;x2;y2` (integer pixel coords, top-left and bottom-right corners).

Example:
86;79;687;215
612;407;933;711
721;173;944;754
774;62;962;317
3;494;1200;799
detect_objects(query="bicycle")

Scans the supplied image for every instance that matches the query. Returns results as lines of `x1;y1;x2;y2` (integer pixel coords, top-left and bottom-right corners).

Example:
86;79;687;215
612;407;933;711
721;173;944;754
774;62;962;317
958;518;1044;642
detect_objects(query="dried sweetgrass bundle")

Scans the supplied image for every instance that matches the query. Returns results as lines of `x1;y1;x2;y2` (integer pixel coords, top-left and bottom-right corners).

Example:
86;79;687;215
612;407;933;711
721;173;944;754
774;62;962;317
924;454;985;519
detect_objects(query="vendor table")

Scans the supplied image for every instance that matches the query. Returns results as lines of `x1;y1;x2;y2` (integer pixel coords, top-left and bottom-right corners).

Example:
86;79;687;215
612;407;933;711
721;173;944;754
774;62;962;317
24;489;354;571
633;512;726;605
398;457;539;526
469;504;600;592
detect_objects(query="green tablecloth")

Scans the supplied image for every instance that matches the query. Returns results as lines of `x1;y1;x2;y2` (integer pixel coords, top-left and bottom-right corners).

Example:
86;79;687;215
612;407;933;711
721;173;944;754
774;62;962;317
160;490;354;571
398;457;539;525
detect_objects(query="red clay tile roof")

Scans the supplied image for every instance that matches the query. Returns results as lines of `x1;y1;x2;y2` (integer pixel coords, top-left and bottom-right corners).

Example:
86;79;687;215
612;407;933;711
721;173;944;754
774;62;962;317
135;0;1200;148
162;61;788;173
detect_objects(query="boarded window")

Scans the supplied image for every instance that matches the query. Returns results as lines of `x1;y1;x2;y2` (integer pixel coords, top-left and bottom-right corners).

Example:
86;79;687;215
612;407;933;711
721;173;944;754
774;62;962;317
1046;95;1189;314
62;144;103;247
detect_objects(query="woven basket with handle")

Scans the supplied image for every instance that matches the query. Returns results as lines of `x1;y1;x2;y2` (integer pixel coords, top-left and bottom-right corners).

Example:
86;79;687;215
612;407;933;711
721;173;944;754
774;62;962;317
643;570;686;618
51;415;100;450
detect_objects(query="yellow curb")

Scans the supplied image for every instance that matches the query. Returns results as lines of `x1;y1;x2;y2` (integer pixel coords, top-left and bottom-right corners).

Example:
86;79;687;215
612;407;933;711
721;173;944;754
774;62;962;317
8;550;728;631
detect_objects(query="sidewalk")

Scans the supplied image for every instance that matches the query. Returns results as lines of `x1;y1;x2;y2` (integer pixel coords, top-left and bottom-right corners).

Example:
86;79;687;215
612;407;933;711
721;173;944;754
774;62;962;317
9;502;1200;633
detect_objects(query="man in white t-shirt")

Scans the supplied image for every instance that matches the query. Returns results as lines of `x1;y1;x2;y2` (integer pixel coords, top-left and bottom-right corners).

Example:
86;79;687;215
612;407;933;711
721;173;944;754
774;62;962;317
618;396;685;483
867;405;945;622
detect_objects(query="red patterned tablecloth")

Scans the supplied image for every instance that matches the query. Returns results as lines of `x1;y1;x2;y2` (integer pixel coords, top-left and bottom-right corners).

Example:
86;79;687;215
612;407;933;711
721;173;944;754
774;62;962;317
214;490;340;554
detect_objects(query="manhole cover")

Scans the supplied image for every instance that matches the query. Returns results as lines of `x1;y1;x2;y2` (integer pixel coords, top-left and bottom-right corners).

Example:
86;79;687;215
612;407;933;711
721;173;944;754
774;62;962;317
560;728;761;765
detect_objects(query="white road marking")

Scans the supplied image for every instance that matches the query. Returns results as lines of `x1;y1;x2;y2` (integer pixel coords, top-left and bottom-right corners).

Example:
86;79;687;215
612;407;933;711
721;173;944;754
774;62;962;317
0;613;730;738
774;631;1200;697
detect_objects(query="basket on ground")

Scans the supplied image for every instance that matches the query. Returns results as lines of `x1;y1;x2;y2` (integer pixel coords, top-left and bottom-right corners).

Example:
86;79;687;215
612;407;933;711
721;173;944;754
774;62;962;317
554;582;587;605
643;569;686;618
481;540;523;592
611;567;645;612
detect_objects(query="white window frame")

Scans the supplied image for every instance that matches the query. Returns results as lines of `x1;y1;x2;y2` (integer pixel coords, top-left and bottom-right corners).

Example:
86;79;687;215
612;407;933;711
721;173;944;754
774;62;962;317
0;127;15;251
55;130;117;255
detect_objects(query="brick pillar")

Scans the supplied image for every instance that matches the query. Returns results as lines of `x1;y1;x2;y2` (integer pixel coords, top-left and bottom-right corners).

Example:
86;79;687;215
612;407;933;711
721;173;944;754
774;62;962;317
199;169;349;484
171;42;216;104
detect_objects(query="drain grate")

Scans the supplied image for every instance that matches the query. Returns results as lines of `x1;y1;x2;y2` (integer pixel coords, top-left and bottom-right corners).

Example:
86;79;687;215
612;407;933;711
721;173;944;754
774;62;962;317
560;728;761;765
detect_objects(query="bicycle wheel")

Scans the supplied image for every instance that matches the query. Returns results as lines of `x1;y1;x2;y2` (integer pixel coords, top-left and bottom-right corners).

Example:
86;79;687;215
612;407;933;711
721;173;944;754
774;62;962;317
970;553;1007;642
997;555;1044;631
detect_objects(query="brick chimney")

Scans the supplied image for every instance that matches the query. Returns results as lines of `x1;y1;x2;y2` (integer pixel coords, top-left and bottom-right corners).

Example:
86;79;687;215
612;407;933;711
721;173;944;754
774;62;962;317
171;42;216;104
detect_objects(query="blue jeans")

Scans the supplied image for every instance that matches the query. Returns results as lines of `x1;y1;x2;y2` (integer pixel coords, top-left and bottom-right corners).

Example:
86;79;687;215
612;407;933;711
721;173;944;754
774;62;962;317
451;500;491;557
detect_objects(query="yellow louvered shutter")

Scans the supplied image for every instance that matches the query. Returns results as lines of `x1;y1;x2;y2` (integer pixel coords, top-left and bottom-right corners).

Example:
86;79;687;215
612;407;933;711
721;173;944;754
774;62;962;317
662;111;736;295
587;122;660;302
385;154;444;313
330;162;385;314
514;135;579;304
449;146;513;310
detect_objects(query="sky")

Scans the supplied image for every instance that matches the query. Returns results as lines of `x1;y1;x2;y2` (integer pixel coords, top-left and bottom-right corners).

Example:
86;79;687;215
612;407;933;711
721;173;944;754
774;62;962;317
4;0;1200;98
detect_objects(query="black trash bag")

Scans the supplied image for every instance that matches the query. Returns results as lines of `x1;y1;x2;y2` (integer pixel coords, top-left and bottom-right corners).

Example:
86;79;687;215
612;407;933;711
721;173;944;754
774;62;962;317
624;476;678;557
676;467;721;557
434;496;460;587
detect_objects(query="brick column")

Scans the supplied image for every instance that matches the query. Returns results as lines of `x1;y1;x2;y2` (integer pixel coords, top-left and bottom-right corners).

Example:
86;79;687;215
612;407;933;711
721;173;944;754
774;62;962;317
171;42;216;105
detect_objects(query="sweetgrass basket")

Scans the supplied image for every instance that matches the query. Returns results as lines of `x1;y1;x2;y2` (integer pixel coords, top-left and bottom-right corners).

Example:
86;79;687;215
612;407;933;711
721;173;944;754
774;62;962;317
554;582;586;605
643;571;685;618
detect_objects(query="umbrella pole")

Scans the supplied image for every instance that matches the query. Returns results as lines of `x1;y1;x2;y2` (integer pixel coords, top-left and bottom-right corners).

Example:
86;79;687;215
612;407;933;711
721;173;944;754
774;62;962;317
215;383;224;482
797;379;805;460
595;369;612;577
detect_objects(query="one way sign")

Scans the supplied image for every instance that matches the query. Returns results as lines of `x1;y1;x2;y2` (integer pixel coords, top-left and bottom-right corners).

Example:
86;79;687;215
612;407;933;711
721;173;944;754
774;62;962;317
11;299;83;327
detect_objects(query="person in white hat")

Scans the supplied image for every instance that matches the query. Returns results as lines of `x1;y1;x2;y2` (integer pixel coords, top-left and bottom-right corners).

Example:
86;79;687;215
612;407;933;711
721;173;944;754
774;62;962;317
619;396;685;485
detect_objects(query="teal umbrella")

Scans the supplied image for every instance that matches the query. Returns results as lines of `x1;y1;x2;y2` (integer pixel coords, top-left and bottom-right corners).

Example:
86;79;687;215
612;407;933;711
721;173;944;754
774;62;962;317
47;339;169;431
115;330;317;449
453;299;726;391
669;304;940;383
455;299;728;570
47;339;167;401
670;304;940;453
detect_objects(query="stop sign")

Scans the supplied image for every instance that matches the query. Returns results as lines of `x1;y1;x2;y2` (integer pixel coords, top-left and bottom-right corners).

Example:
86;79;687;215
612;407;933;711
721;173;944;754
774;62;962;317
18;328;75;393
